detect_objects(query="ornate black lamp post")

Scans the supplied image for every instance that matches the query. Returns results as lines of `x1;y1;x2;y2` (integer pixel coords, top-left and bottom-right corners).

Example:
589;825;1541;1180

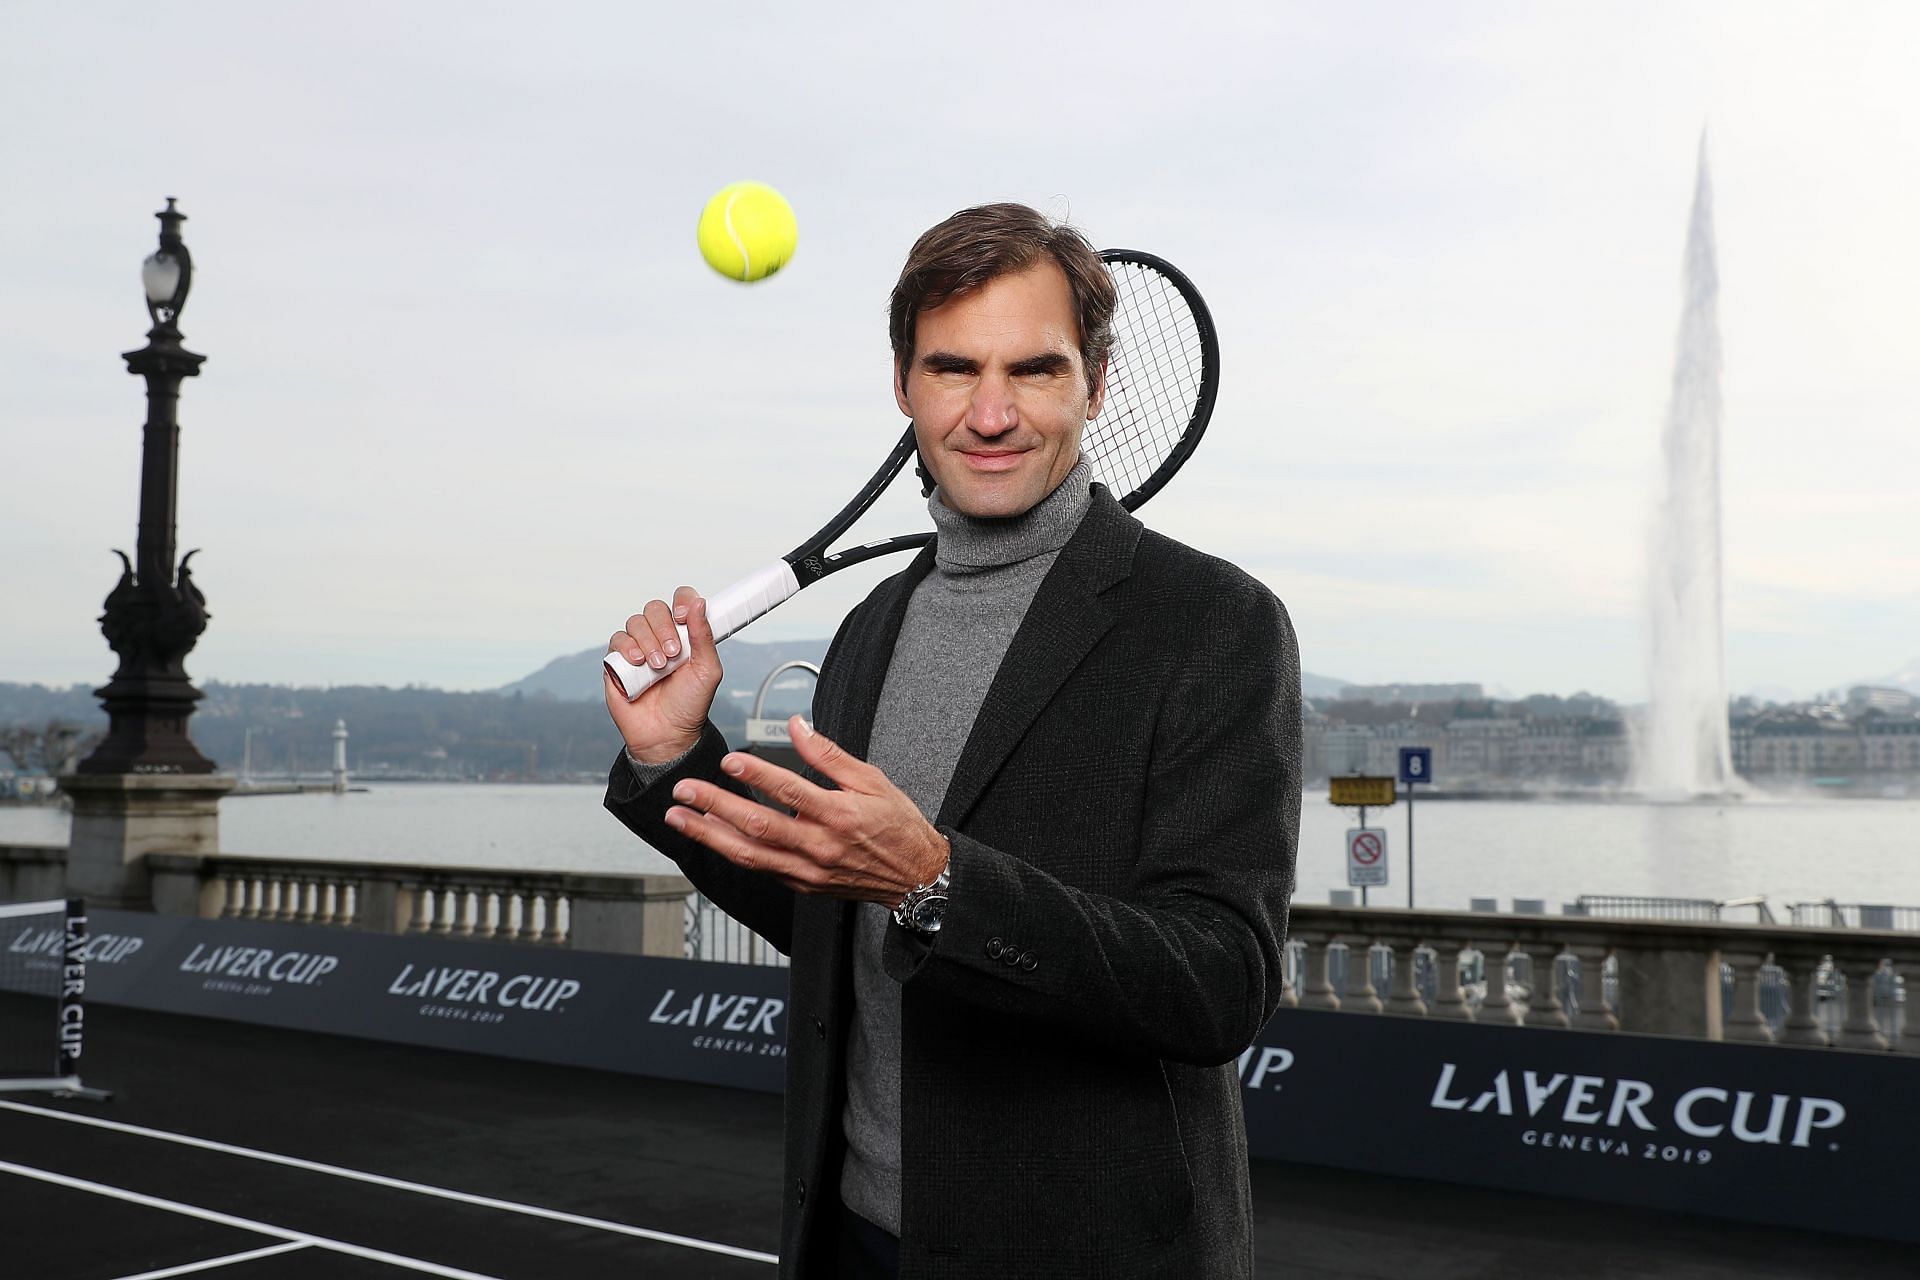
76;198;215;775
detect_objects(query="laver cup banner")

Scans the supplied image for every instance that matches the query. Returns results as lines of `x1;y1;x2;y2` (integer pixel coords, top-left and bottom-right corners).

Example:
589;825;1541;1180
8;910;1913;1245
1;909;790;1094
1237;1008;1913;1246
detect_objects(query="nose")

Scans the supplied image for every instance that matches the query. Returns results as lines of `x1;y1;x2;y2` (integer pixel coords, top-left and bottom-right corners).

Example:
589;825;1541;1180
967;373;1016;439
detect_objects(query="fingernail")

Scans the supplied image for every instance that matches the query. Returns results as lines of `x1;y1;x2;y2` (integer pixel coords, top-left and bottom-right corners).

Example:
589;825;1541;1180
673;605;689;621
720;755;745;776
664;638;680;656
671;782;694;803
665;809;686;830
627;648;643;663
794;717;814;738
649;651;665;669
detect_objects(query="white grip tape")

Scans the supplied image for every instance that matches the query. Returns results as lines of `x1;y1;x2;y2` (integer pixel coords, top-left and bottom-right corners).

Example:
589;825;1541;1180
603;559;802;702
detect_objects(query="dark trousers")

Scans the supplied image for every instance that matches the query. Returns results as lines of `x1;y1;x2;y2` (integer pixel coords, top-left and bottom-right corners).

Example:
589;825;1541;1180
833;1204;900;1279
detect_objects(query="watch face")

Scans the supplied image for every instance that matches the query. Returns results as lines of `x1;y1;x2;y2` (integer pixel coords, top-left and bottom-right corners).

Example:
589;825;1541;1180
911;894;948;933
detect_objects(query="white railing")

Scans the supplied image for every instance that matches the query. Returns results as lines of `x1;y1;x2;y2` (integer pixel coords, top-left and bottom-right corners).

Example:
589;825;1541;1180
1282;904;1918;1052
143;853;694;958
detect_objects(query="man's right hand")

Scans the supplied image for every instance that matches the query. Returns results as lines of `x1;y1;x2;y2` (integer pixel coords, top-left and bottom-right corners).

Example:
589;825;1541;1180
604;587;725;764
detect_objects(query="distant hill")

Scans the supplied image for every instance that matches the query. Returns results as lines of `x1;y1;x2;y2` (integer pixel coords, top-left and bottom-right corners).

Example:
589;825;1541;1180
0;649;1350;783
1300;671;1350;698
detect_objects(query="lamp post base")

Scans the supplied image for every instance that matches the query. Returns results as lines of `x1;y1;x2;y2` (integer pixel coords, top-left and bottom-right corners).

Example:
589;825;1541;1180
57;772;236;909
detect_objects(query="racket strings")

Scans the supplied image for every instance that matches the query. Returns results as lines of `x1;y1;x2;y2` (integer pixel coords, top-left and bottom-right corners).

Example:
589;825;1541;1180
1085;263;1205;500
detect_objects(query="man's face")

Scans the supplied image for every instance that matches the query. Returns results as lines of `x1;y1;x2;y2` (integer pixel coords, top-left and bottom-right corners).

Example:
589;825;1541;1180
895;260;1106;519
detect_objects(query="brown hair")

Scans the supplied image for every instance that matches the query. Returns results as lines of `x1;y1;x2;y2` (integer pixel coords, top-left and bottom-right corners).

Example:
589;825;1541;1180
889;203;1115;397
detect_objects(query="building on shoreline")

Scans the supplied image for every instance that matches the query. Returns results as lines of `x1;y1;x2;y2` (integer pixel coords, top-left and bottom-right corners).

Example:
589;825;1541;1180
1304;686;1920;790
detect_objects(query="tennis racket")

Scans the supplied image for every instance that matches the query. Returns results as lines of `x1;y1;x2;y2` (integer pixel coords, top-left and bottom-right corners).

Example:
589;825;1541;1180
605;248;1219;700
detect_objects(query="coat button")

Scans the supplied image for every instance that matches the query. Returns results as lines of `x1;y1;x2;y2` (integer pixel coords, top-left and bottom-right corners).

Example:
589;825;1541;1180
985;937;1005;959
812;1016;826;1039
796;1178;807;1205
1020;953;1038;971
1004;950;1022;967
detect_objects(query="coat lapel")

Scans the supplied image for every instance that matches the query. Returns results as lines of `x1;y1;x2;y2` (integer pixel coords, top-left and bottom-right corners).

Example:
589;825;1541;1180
934;486;1142;830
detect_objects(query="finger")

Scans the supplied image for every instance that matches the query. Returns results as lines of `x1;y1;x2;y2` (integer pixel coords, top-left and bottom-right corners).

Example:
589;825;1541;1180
608;630;647;669
641;599;679;667
672;585;700;623
685;595;721;666
664;805;831;888
720;751;839;818
787;717;882;793
670;778;820;858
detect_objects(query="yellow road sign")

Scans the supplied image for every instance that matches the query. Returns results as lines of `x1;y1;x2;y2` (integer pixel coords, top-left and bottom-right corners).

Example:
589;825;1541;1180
1330;776;1397;807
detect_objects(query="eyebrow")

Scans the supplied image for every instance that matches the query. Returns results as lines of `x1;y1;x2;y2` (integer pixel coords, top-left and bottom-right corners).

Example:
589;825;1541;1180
918;350;1073;377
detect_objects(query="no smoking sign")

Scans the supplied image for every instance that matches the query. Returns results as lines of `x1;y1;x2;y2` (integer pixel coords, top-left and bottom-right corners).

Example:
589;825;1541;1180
1347;827;1389;887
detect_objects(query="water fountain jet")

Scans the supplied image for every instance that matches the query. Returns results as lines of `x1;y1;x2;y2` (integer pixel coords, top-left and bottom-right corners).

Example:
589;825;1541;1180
1637;134;1736;799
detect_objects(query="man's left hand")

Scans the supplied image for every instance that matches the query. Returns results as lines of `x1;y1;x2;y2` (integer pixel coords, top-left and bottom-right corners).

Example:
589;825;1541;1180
663;716;951;903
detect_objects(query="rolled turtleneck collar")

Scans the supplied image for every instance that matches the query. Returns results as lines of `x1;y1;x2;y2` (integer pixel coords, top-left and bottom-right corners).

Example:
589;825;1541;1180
928;456;1094;574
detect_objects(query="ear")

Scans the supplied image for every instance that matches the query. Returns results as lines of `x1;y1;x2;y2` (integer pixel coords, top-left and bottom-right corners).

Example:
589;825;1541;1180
1086;355;1109;420
894;359;912;417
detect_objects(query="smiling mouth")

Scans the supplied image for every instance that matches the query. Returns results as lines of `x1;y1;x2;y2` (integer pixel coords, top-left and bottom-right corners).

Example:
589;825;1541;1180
959;449;1028;472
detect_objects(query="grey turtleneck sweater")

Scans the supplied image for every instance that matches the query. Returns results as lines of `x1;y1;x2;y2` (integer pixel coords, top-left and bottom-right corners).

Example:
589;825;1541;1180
627;458;1095;1236
839;458;1092;1234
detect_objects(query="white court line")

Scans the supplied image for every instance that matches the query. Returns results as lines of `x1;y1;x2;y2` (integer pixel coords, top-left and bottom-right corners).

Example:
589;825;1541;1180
109;1240;310;1280
0;1160;505;1280
0;1099;778;1265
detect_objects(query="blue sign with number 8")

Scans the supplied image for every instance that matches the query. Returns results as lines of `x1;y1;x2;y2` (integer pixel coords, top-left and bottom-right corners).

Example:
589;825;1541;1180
1399;747;1432;785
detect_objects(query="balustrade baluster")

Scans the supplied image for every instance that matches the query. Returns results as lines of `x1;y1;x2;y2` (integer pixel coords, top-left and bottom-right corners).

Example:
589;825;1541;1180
220;874;244;919
1383;939;1427;1017
1774;952;1829;1047
1720;951;1773;1043
1521;945;1570;1028
1341;937;1383;1014
543;895;569;944
1569;944;1619;1032
1429;943;1473;1021
1479;944;1522;1024
401;886;428;936
1834;958;1888;1051
1292;935;1340;1010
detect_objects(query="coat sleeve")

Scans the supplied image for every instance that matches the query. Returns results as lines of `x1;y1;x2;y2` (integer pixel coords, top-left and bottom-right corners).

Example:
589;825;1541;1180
603;723;797;957
880;584;1302;1066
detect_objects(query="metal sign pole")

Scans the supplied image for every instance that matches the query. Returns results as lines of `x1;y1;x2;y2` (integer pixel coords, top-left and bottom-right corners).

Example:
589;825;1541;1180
1359;804;1368;908
1407;783;1416;910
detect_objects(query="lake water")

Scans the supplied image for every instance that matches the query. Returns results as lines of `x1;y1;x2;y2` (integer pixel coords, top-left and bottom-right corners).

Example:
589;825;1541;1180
3;786;1917;915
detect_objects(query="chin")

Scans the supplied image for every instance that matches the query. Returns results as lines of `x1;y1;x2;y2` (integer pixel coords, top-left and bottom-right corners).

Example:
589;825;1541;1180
942;482;1041;520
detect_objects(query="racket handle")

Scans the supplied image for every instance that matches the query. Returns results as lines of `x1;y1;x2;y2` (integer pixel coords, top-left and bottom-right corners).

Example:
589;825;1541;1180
603;559;803;701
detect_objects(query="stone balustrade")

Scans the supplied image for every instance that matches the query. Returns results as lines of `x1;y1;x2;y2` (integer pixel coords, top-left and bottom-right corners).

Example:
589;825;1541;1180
1282;904;1916;1051
3;843;1913;1041
141;853;695;960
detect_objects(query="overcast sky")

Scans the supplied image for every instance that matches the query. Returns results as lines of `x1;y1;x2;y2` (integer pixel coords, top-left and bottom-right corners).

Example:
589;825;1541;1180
4;1;1917;703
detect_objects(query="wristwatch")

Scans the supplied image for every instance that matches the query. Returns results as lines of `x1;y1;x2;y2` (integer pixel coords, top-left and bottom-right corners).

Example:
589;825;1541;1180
892;865;951;935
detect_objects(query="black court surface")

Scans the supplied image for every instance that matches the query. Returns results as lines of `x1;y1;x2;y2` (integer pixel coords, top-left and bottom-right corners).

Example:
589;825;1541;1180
2;996;1914;1279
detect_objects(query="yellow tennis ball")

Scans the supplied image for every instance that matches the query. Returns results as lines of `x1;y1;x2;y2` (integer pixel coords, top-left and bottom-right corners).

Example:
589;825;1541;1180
697;181;798;283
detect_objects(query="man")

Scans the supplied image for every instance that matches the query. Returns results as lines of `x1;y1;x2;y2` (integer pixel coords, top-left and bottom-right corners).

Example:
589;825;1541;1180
604;203;1300;1278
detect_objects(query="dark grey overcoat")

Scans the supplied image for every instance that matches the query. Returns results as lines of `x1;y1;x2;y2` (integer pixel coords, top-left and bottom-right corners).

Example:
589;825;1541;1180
605;485;1301;1278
